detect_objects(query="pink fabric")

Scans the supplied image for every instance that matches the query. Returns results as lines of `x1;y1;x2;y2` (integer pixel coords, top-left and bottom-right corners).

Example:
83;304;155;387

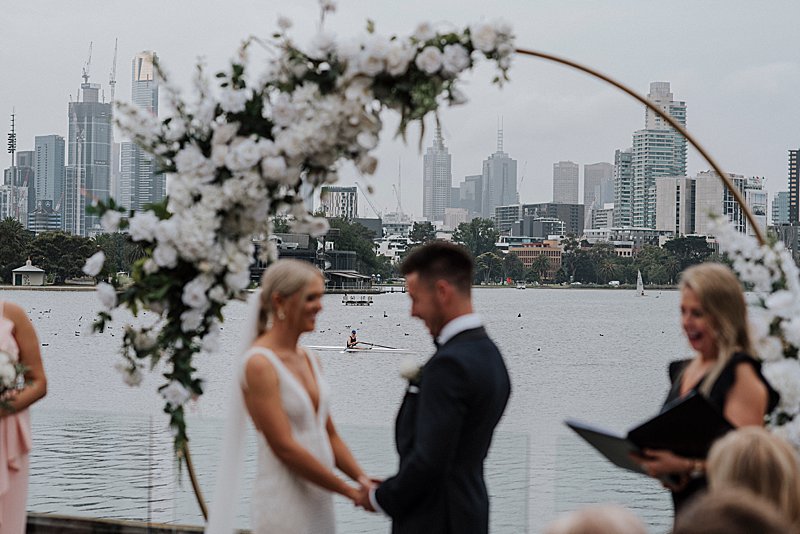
0;303;30;533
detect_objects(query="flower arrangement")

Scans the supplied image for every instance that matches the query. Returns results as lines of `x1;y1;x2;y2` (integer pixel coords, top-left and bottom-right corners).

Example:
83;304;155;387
709;218;800;446
86;2;514;456
0;348;25;412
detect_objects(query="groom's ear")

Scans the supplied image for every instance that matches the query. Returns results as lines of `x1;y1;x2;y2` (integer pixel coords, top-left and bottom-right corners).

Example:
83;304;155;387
434;278;453;305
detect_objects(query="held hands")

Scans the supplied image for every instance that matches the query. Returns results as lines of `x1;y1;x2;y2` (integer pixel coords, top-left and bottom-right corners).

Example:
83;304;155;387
630;448;694;492
352;475;381;512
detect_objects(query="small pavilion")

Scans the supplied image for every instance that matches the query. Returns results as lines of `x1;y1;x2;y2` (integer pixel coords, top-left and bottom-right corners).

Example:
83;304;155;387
12;259;45;286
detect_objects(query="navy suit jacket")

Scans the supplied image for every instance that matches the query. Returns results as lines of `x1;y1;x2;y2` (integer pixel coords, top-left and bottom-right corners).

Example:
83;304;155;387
375;326;511;534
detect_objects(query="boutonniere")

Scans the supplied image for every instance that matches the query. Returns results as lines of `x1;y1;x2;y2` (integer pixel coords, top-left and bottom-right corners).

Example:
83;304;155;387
399;357;423;391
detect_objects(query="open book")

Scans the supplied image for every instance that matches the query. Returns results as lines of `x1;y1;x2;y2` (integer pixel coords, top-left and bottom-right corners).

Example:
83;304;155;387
566;392;733;475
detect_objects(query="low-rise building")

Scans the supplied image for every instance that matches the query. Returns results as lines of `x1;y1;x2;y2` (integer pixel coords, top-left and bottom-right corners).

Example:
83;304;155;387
508;241;563;281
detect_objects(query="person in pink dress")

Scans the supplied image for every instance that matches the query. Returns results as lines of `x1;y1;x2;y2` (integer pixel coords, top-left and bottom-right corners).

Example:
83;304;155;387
0;301;47;534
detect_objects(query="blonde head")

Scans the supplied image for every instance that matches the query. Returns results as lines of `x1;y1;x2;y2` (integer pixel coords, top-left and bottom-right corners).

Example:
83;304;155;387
708;427;800;526
543;505;646;534
679;263;751;395
256;259;323;336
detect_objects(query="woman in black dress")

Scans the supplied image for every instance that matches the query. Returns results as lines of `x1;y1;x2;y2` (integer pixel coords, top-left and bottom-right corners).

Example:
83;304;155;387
634;263;779;513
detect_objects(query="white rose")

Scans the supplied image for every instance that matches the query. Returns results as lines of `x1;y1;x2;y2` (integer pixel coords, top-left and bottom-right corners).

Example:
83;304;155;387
225;268;251;292
271;94;295;128
782;317;800;348
161;380;192;408
219;88;249;114
128;211;160;242
766;290;796;319
101;210;123;232
180;308;205;332
175;144;214;177
133;331;158;351
83;251;105;277
143;259;159;275
212;122;239;147
415;46;443;75
356;131;378;150
96;282;117;310
756;335;785;363
182;276;212;310
763;359;800;415
413;22;436;42
153;244;178;268
470;22;497;53
442;44;470;75
209;285;227;303
202;321;221;352
115;362;144;387
449;86;468;105
385;42;414;76
261;156;288;181
225;137;262;171
771;417;800;450
308;31;337;60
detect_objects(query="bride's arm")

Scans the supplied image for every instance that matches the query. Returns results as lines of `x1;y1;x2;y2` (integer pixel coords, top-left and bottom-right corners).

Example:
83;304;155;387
326;415;368;483
243;355;358;500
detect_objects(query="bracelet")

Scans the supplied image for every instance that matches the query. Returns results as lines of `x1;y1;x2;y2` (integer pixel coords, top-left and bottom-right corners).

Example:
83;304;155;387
689;459;704;479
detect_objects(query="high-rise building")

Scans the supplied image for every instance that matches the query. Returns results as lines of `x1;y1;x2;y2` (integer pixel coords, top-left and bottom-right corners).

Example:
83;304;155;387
121;51;163;213
65;80;112;236
694;170;746;236
744;177;768;237
522;202;584;236
552;161;579;204
27;199;61;234
480;127;517;218
320;185;358;219
34;135;65;208
458;174;482;218
613;148;633;227
631;82;687;228
790;149;799;223
773;191;790;225
4;151;34;227
655;176;695;235
583;162;614;227
422;125;452;222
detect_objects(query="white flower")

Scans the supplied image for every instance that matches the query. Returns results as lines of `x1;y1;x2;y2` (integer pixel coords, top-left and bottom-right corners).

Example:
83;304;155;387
101;210;123;232
449;86;468;105
470;22;497;53
212;122;239;147
766;290;796;319
225;268;251;292
763;359;800;415
225;137;262;171
209;285;227;303
161;380;192;408
308;31;337;60
399;357;422;381
413;22;436;42
132;331;158;351
115;362;144;387
385;42;414;76
261;156;288;181
356;131;378;150
783;317;800;348
442;44;470;75
83;251;105;277
180;308;205;332
772;416;800;450
415;46;443;74
175;144;213;177
153;244;178;268
182;276;212;310
219;87;249;114
96;282;117;310
202;321;221;352
143;259;159;275
756;335;785;363
128;211;160;243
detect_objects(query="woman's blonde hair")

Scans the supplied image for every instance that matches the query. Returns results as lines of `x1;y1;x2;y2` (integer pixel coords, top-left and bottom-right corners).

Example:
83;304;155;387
708;427;800;527
256;259;323;335
679;262;751;396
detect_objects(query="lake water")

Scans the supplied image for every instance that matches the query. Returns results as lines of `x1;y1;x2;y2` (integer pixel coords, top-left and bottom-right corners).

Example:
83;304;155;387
2;287;690;532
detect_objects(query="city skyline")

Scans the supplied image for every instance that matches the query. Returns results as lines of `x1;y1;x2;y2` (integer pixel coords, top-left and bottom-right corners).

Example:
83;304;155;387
2;0;798;220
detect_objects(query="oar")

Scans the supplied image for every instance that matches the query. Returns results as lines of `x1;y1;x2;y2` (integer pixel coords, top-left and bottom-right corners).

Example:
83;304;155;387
357;341;398;350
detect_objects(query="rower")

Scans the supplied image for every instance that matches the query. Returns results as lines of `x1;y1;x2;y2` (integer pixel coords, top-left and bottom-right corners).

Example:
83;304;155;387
347;329;358;348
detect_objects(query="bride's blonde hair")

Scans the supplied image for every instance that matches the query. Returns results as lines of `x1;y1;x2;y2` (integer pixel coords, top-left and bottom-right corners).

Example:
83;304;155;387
256;259;323;335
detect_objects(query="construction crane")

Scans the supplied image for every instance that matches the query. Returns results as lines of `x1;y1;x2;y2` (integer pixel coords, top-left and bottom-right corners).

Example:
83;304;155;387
356;182;382;218
82;42;93;84
109;39;118;103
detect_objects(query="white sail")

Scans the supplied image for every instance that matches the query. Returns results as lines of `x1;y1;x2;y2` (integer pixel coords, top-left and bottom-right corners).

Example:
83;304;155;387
636;270;644;296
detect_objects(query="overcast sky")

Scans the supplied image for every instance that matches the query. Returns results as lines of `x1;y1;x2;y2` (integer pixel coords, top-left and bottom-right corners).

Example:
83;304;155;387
3;0;799;219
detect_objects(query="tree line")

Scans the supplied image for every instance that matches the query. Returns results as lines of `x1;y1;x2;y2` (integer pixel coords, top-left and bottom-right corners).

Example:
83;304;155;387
0;218;144;284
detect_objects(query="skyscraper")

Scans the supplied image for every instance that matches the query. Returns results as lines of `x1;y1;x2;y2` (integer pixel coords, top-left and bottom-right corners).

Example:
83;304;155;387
632;82;687;228
773;191;790;225
655;176;695;235
790;149;799;223
121;51;162;213
458;174;483;218
613;148;633;227
65;79;112;236
480;127;517;218
422;125;452;222
320;185;358;219
583;161;614;225
34;135;65;206
552;161;579;204
694;170;746;236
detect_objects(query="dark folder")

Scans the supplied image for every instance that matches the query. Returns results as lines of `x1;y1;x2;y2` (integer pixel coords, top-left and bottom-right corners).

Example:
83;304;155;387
565;392;734;475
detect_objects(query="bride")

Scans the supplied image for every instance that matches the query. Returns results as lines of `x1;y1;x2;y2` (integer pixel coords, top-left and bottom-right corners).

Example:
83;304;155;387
208;259;371;534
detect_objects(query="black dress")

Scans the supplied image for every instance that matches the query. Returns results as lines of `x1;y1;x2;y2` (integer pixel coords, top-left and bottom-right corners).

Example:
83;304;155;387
662;352;780;513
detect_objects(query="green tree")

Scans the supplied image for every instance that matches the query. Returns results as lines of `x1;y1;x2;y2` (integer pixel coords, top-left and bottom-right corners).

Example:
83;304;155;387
529;253;551;282
590;242;619;284
94;233;145;277
272;215;291;233
475;251;503;284
663;236;712;271
327;218;390;278
635;245;680;285
0;218;32;283
452;218;499;258
26;232;96;283
409;221;436;245
502;252;525;282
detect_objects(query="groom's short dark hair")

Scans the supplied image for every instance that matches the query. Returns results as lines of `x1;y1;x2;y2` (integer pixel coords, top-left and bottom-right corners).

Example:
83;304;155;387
401;241;472;295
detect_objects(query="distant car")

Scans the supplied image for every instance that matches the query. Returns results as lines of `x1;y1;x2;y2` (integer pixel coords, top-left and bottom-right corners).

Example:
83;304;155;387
570;282;582;286
608;280;621;286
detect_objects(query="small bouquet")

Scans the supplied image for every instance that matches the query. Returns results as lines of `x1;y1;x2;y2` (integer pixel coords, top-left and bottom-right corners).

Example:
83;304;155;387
0;348;26;412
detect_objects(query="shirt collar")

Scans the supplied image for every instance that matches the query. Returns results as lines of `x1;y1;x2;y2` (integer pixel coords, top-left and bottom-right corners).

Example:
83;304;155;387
436;313;482;347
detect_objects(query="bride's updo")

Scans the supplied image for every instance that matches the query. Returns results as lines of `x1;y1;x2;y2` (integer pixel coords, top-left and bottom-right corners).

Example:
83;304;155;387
256;259;323;335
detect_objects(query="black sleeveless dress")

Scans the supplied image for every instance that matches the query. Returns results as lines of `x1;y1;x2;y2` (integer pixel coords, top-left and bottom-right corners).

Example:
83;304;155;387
661;352;780;513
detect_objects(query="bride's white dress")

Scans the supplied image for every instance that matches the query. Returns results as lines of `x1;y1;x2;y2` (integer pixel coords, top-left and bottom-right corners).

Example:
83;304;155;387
244;347;336;534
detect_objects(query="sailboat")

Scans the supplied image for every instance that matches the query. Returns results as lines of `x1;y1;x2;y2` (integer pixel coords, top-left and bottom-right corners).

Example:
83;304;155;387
636;270;645;296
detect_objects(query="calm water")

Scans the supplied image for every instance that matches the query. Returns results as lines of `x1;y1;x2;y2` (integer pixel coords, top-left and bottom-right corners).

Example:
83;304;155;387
2;287;690;532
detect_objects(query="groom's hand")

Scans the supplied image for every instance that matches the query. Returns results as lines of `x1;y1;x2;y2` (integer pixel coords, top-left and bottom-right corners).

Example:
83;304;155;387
356;476;377;512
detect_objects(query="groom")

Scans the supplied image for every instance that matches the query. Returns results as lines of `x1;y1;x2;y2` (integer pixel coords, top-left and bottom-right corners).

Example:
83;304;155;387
359;241;511;533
